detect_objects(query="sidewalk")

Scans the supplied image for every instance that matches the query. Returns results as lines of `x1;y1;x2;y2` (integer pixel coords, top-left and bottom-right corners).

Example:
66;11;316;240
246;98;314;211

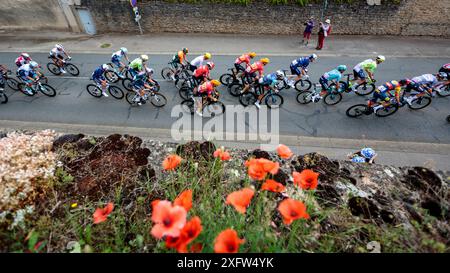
0;30;449;57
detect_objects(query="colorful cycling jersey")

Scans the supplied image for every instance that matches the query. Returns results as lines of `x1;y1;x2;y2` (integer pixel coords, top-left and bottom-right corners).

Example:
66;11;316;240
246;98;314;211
291;57;310;69
18;64;35;78
191;56;206;67
259;73;278;87
412;74;438;86
377;80;401;94
322;69;342;82
132;73;147;89
442;63;450;70
15;56;30;67
235;54;251;65
245;61;264;75
198;81;214;95
193;65;210;78
354;59;377;73
174;51;186;63
92;66;105;79
112;50;125;60
129;58;143;71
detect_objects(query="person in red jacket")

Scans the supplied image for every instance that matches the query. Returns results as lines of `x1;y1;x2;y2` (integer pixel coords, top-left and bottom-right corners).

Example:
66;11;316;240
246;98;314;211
316;19;331;50
193;62;214;86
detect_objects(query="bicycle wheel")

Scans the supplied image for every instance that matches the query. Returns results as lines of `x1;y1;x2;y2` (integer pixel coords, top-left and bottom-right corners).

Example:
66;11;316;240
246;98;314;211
228;83;243;97
436;85;450;97
220;73;234;86
355;83;375;96
179;86;193;100
375;104;399;117
204;101;225;117
346;104;369;118
150;92;167;107
447;115;450;123
108;86;124;99
6;78;19;90
86;84;102;98
175;78;189;90
47;63;61;75
161;67;175;81
18;83;35;96
66;63;80;76
294;79;312;92
296;91;313;104
122;78;133;91
181;99;195;115
408;96;432;110
0;92;7;104
105;70;120;83
39;84;56;97
239;92;257;106
323;91;342;105
126;91;139;106
265;93;284;109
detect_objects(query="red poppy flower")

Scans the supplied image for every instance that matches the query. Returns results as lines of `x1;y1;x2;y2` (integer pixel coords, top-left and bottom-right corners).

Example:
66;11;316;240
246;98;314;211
278;198;310;225
93;202;114;224
213;148;231;161
151;200;187;239
261;179;286;193
174;189;193;212
277;144;293;159
225;188;255;214
165;216;202;253
245;158;279;180
293;169;319;190
214;229;245;253
190;243;203;253
163;154;182;171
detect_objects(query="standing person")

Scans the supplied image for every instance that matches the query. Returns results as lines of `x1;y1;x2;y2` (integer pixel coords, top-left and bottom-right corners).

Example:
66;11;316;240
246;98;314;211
316;19;331;50
301;16;315;46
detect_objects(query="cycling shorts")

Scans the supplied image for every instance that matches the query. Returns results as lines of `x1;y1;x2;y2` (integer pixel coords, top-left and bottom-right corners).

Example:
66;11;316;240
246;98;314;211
234;63;246;72
111;56;122;67
50;52;64;60
93;75;106;85
353;69;366;80
290;64;302;76
370;90;389;103
319;76;329;91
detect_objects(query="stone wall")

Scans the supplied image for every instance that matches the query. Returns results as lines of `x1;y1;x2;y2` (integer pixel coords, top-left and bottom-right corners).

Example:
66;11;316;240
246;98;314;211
0;0;70;32
80;0;450;37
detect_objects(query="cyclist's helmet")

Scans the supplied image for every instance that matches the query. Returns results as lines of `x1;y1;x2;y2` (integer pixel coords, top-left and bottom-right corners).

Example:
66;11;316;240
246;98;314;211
207;62;215;70
261;58;270;65
21;53;30;59
352;156;366;163
182;48;189;54
211;79;221;86
325;19;331;24
376;55;386;63
146;67;154;75
248;52;257;58
337;65;347;72
29;61;38;69
361;148;376;159
276;70;285;80
437;72;448;80
204;52;212;60
399;79;412;86
141;55;149;62
309;54;318;61
55;44;64;50
120;47;128;54
102;64;109;70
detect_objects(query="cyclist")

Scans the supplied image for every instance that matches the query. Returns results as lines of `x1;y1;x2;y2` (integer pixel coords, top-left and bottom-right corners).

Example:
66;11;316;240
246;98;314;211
192;62;214;87
348;148;377;164
49;44;71;74
195;79;221;117
91;64;109;97
129;55;149;78
351;55;385;92
241;58;270;94
254;70;285;109
401;73;447;105
15;53;32;68
439;63;450;78
317;65;347;101
145;67;158;87
190;53;212;72
235;52;257;79
131;71;153;106
17;61;39;95
288;54;317;88
171;48;189;80
367;80;403;112
111;47;130;78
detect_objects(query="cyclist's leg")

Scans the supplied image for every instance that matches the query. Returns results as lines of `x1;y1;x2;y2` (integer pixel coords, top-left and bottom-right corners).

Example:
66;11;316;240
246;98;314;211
319;77;329;96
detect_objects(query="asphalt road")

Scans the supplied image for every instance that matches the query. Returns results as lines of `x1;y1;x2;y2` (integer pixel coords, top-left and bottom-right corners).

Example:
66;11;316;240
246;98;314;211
1;52;449;144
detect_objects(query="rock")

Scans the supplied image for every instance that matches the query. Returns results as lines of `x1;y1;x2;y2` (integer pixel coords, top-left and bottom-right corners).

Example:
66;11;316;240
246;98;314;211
249;149;271;160
52;134;85;151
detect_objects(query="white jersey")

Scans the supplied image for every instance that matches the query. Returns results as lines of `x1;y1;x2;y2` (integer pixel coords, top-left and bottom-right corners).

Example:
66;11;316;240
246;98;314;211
112;50;124;58
50;47;64;56
412;74;438;86
18;64;34;77
190;56;205;67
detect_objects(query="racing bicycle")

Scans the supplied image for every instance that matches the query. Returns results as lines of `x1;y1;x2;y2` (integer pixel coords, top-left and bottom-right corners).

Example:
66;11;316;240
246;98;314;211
346;98;400;118
181;92;225;117
86;80;124;99
125;86;167;107
47;56;80;76
296;82;347;105
18;77;56;97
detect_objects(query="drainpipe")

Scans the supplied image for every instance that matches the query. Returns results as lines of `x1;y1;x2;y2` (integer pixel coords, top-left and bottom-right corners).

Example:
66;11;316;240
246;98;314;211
57;0;82;33
321;0;328;22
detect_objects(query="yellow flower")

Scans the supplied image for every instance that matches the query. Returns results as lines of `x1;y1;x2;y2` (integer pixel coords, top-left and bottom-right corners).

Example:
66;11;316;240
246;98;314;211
71;203;78;208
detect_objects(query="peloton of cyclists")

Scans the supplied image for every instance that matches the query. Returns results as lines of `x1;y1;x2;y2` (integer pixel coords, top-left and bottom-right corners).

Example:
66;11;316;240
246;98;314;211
49;44;71;74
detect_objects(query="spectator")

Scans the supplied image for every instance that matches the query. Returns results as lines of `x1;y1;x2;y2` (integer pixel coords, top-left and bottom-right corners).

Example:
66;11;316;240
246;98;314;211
301;16;315;46
316;19;332;50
